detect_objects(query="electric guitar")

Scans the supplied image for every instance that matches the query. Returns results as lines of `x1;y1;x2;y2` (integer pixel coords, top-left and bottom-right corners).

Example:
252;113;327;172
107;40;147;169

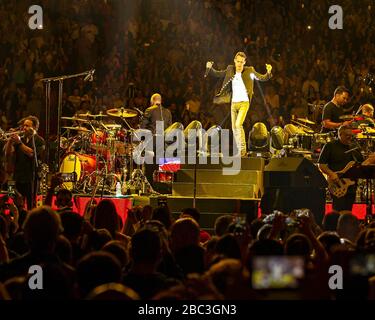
327;161;356;198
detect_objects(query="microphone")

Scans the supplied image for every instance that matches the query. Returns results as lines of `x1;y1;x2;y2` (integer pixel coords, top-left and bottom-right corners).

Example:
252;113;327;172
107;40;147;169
84;69;95;82
26;127;36;136
204;61;214;78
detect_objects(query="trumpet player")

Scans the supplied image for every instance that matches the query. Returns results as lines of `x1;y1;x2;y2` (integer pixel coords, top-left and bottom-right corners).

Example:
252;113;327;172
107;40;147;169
5;116;45;210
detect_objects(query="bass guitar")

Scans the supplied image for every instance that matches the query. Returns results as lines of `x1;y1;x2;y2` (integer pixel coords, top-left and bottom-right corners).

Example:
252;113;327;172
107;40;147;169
327;161;356;198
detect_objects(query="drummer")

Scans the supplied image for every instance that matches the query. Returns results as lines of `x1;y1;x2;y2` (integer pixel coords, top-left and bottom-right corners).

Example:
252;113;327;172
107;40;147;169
349;104;375;132
321;86;353;133
359;103;374;126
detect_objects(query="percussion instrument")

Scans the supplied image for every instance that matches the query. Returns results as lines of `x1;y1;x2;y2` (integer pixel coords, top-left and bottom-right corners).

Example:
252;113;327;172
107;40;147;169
107;108;138;118
59;152;100;190
296;118;316;125
78;113;108;119
153;170;174;183
62;126;90;133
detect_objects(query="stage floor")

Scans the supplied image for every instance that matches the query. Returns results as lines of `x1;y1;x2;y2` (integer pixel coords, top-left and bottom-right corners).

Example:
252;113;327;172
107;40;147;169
0;193;372;223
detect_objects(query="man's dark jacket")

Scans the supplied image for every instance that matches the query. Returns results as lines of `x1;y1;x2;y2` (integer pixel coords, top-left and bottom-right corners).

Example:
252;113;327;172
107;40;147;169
208;65;272;104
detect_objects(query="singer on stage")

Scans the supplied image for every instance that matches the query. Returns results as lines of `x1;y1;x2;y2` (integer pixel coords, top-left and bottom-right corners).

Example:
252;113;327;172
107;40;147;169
5;116;45;209
205;52;272;156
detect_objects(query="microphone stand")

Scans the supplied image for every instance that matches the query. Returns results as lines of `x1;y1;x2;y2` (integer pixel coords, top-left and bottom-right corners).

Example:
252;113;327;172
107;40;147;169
31;133;38;208
40;69;95;173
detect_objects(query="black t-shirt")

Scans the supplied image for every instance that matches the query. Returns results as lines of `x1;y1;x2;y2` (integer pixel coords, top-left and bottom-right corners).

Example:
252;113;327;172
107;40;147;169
321;101;344;133
318;140;364;172
14;134;45;183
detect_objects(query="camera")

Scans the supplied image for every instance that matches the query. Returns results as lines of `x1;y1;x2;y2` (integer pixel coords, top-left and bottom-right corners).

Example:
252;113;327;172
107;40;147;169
252;256;305;290
295;209;310;219
228;215;248;236
262;211;298;228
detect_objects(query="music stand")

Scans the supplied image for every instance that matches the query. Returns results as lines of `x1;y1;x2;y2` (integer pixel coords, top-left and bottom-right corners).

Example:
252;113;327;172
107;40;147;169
343;165;375;219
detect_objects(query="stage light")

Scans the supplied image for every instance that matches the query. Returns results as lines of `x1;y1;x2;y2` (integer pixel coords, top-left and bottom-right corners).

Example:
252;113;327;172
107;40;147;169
184;120;203;153
248;122;269;151
307;25;312;30
164;122;184;140
203;125;222;156
270;126;285;150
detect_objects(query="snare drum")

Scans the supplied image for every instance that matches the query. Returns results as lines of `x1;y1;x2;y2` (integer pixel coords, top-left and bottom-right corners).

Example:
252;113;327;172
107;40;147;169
59;152;98;190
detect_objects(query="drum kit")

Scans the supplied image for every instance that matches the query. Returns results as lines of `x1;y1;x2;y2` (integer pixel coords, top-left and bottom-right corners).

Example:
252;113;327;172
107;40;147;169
283;115;375;159
58;107;152;195
283;117;334;158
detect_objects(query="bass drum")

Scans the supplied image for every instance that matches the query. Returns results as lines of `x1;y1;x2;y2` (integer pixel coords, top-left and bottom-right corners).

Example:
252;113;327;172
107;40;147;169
59;153;97;190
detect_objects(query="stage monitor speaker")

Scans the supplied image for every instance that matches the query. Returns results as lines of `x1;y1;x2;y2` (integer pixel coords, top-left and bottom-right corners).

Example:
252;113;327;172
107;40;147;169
262;157;327;225
264;157;327;188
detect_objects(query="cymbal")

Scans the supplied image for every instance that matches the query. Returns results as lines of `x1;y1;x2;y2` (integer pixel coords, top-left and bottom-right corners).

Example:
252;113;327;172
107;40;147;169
61;117;89;122
78;113;108;118
105;124;122;129
291;119;314;132
296;118;315;125
291;149;313;154
62;126;90;133
106;108;137;118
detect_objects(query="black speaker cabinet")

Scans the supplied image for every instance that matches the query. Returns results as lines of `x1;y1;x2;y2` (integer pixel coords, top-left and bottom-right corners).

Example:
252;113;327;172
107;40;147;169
264;157;327;188
262;158;327;225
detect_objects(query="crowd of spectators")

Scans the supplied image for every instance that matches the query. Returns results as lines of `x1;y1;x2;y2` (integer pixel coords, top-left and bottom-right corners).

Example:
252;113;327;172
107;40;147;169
1;0;375;136
2;0;375;300
2;185;375;300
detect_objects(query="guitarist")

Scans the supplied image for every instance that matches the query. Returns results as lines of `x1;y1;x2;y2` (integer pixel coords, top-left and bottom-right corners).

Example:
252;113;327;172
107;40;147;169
318;125;364;212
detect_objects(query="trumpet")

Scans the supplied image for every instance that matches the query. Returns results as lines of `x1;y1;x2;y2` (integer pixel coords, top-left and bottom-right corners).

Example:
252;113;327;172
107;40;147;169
0;130;25;141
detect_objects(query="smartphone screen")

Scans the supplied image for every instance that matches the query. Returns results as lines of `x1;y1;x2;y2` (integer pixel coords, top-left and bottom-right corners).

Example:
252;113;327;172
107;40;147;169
252;256;305;289
350;254;375;276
